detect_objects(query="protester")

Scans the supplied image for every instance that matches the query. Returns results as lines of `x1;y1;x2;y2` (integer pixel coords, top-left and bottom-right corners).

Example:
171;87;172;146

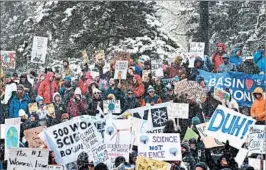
218;54;236;73
144;85;162;105
181;143;197;170
212;43;226;72
189;57;209;80
230;48;243;67
38;72;58;104
237;56;260;74
251;87;266;123
253;44;265;72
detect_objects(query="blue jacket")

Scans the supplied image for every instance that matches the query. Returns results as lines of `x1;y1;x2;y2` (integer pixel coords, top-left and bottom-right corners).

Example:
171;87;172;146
134;63;143;77
104;87;125;101
9;94;30;118
254;50;265;72
229;48;243;67
218;63;236;73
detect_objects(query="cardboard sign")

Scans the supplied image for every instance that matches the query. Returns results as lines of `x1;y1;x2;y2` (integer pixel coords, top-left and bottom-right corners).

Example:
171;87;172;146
7;148;49;170
188;42;205;68
136;157;170;170
142;70;151;81
168;103;189;119
103;100;121;114
28;103;38;114
214;88;230;102
104;119;132;162
0;51;16;69
114;60;128;79
206;105;255;149
174;79;207;103
40;116;102;166
138;133;182;161
5;117;20;160
248;125;266;154
31;36;48;64
248;158;266;170
24;126;47;148
183;127;199;142
196;123;224;148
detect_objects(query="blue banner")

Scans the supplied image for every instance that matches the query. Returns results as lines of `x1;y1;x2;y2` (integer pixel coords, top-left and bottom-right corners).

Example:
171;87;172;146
199;70;266;107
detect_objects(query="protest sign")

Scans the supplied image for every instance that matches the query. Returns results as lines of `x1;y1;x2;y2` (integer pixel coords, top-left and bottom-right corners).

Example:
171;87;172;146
0;124;5;139
31;36;48;64
174;79;207;103
183;128;199;142
114;60;128;79
91;143;110;166
47;165;64;170
196;123;224;148
188;42;205;68
138;133;182;161
248;125;266;154
127;106;150;120
214;88;230;102
103;63;110;74
248;158;266;170
150;103;169;129
151;59;163;77
5;117;20;159
47;104;55;117
168;103;189;119
142;70;151;81
105;119;132;162
235;148;248;168
7;148;49;170
199;70;266;106
206;105;255;149
24;126;47;148
41;116;102;165
0;51;16;69
136;156;170;170
28;103;38;114
103;100;121;114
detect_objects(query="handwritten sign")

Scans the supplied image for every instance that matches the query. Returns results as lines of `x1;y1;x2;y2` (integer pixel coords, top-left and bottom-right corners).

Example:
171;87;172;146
41;116;102;165
206;105;255;149
0;51;16;69
248;158;266;170
188;42;205;68
168;103;189;119
151;59;163;77
248;125;266;154
91;143;110;166
5;117;20;160
103;100;121;114
7;148;49;170
136;156;170;170
47;165;64;170
31;36;48;64
214;88;230;102
138;133;182;161
114;60;128;79
24;126;47;148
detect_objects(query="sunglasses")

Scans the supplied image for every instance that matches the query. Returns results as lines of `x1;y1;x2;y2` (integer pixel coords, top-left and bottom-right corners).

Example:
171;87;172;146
128;93;133;95
94;92;100;95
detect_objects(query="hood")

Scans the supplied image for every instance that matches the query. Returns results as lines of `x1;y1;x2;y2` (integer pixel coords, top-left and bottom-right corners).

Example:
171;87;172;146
134;74;142;85
231;48;242;56
45;72;54;81
194;57;204;67
253;87;264;98
53;92;61;102
217;42;226;52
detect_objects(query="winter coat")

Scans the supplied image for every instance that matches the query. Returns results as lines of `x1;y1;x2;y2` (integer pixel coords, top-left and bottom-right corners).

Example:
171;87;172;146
9;94;30;118
104;87;125;101
52;92;65;120
182;150;196;170
133;63;143;76
123;95;140;112
212;43;226;72
133;75;145;98
229;48;243;67
218;63;236;73
251;87;266;121
166;63;186;78
144;94;162;105
38;72;58;104
79;79;88;95
153;80;166;99
253;50;265;72
202;94;221;118
87;97;103;116
237;60;260;74
62;87;75;109
67;96;87;117
189;57;209;81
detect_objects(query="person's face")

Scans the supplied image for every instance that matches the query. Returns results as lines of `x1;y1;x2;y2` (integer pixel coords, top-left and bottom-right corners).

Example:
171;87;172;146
30;115;36;122
128;92;133;97
94;92;100;99
189;143;196;149
149;91;155;97
196;167;204;170
217;46;223;52
168;90;173;95
128;68;134;75
5;77;11;83
255;93;262;99
17;88;23;96
196;61;201;67
21;77;26;82
38;100;44;105
109;79;115;86
221;158;228;166
236;50;241;56
223;58;229;64
55;95;60;102
129;58;134;65
40;76;45;81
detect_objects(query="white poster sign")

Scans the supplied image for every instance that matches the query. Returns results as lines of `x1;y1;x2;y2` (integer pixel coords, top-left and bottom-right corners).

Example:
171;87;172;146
103;100;121;114
188;42;205;68
138;133;182;161
114;60;128;79
5;117;20;160
168;103;189;119
31;36;48;64
248;125;266;154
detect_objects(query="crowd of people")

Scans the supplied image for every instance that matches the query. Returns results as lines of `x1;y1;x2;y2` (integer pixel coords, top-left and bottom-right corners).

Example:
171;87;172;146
0;43;265;170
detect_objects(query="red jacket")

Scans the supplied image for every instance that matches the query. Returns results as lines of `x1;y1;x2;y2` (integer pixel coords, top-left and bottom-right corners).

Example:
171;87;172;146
79;79;88;95
67;95;87;117
38;72;58;104
212;43;226;72
133;75;145;98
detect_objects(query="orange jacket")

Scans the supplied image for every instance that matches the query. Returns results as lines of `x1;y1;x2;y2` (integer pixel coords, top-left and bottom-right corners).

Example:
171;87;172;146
133;75;145;98
251;87;266;121
79;79;88;95
38;72;58;104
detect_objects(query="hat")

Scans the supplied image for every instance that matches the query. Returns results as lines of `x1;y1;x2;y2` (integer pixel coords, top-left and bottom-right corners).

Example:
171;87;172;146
5;73;11;78
17;84;25;91
64;76;72;82
222;54;229;59
171;76;179;82
35;96;44;103
92;87;101;94
191;116;201;125
127;89;133;93
196;76;204;83
194;162;208;170
181;143;190;152
19;109;28;119
107;93;115;100
74;87;82;95
189;138;197;144
138;57;145;63
20;73;27;78
147;85;155;93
